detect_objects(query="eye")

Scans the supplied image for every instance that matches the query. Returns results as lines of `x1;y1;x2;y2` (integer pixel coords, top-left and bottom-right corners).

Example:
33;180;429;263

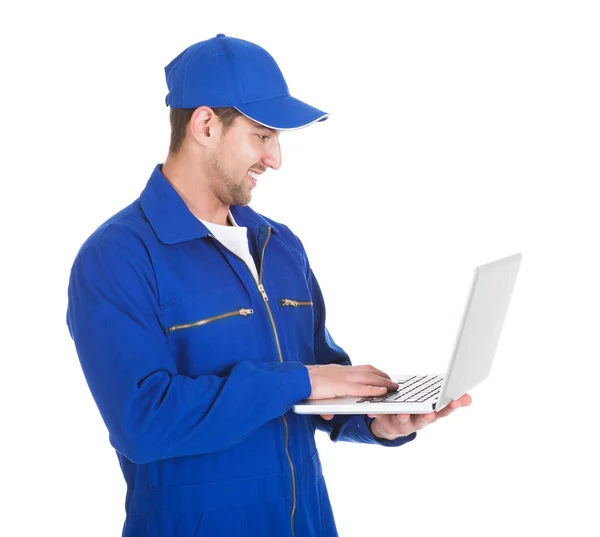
257;134;270;142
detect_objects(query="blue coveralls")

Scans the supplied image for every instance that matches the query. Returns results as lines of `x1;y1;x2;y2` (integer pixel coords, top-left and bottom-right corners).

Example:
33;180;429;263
66;164;416;537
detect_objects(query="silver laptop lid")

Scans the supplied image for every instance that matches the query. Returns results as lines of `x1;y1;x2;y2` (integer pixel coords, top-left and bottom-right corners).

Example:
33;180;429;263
434;253;522;411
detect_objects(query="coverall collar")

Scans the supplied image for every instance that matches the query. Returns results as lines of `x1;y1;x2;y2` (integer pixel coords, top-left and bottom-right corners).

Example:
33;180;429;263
140;164;279;245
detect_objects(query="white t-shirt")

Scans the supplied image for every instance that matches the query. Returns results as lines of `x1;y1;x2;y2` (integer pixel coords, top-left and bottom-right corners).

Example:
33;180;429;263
199;211;259;284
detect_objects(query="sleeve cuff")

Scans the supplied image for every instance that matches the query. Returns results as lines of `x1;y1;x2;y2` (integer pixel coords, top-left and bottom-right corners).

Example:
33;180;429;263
279;362;312;411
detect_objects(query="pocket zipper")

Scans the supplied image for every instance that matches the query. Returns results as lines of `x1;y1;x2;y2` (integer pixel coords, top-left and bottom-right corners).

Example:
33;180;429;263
280;299;313;307
167;308;254;332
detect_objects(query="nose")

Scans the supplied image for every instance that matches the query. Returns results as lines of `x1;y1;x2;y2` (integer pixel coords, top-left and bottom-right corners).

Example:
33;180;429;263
261;138;282;171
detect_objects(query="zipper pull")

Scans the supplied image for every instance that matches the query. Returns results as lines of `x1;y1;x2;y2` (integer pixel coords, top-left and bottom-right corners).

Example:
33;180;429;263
281;299;298;307
257;284;269;302
239;308;254;316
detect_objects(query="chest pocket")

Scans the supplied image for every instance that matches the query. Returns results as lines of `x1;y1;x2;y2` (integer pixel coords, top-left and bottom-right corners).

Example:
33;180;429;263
158;287;260;377
273;277;315;365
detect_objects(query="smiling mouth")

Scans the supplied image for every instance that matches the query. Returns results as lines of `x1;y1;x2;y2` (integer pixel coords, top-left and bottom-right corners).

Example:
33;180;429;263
247;170;261;186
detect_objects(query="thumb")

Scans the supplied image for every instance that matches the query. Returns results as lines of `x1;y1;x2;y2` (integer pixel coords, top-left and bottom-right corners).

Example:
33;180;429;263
320;414;335;420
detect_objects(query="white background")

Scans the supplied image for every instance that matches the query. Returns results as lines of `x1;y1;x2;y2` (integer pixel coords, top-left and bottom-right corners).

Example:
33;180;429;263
2;0;599;535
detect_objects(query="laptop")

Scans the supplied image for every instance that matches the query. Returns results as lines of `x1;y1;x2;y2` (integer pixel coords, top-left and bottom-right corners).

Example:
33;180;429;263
293;252;522;415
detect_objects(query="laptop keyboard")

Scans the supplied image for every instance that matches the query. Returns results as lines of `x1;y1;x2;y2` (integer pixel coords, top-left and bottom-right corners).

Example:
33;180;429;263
357;375;443;404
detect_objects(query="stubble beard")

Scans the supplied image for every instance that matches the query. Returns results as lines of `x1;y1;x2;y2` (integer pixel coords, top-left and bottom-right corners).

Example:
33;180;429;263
211;149;251;207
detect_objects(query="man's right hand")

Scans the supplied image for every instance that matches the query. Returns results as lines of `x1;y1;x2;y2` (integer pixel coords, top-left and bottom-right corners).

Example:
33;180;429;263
305;364;399;401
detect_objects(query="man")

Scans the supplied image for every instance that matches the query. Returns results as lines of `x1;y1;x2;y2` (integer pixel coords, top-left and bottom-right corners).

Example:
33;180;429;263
66;34;471;537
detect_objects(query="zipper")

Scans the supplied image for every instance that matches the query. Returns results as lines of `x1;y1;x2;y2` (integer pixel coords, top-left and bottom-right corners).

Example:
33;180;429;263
167;308;254;332
280;299;313;307
258;230;298;537
209;230;298;537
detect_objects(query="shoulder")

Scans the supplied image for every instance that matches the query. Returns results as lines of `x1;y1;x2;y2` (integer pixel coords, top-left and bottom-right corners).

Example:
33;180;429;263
72;199;154;269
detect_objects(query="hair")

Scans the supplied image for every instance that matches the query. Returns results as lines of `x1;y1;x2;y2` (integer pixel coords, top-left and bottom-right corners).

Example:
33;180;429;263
168;107;243;154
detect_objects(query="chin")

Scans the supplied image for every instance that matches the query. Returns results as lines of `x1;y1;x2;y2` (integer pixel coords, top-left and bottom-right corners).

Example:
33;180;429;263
232;197;251;207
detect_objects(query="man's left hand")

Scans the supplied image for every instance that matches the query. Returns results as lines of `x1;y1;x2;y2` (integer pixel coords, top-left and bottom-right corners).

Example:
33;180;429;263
367;393;472;440
319;393;472;440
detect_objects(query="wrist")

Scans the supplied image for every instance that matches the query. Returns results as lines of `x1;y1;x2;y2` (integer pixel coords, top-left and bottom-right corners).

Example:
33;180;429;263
369;418;405;442
369;418;392;441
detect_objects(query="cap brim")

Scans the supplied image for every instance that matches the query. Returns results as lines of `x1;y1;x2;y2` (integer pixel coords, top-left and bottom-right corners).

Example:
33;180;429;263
235;95;328;131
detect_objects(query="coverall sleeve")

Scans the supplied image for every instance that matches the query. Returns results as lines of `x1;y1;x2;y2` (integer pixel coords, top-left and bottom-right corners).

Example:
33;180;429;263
295;236;417;448
66;230;312;464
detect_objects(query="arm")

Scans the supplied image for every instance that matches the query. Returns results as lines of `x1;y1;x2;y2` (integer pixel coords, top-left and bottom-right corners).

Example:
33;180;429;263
66;230;311;464
295;236;416;448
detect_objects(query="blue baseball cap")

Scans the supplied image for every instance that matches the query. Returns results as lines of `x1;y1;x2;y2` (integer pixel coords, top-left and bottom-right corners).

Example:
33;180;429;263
164;34;329;131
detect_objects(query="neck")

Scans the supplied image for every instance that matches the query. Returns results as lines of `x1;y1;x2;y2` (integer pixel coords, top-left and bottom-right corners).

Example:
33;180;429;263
161;153;231;226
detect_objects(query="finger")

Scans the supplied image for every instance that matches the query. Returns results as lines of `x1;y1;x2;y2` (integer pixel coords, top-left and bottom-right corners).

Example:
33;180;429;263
458;393;472;406
356;365;395;381
414;412;437;429
395;414;411;425
347;384;389;397
320;414;335;420
437;406;454;418
363;372;399;390
446;394;472;411
349;372;398;390
434;405;457;419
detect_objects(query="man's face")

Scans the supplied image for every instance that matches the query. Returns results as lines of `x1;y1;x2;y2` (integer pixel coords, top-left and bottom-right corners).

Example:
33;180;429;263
208;115;282;206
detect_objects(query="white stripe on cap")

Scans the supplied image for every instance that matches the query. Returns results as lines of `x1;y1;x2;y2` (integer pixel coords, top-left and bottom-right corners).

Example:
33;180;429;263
233;107;329;131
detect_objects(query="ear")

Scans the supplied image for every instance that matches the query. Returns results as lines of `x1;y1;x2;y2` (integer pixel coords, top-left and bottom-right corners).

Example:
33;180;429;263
188;106;223;148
